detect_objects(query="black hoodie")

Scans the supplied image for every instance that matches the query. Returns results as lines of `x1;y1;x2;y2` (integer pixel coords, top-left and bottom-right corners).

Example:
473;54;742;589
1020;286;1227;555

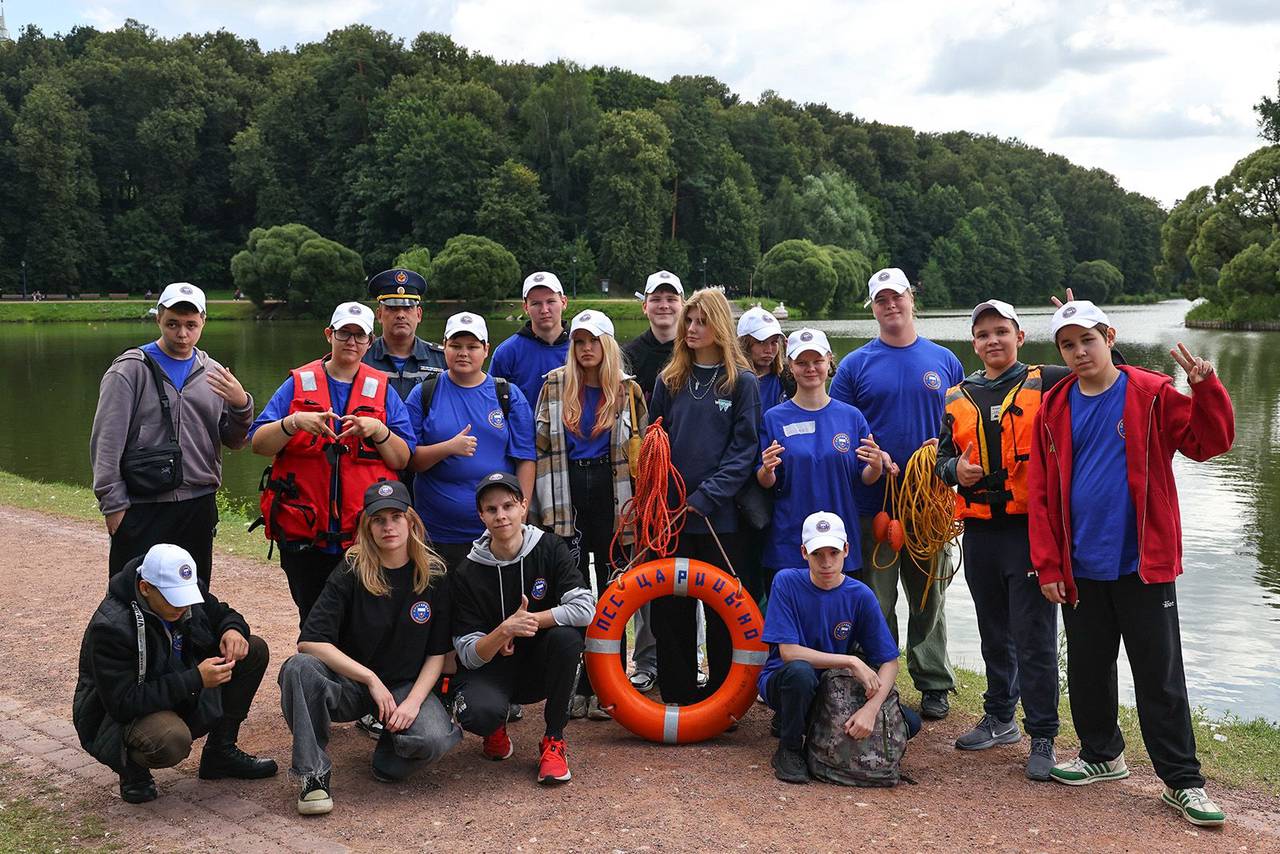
622;329;674;402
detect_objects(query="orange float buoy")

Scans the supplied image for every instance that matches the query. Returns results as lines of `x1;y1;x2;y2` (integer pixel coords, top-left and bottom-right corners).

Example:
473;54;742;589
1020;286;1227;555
584;558;766;744
888;519;905;552
872;510;891;543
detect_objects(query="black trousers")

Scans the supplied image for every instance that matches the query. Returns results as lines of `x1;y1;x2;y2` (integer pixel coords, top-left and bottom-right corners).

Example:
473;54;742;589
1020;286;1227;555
735;519;768;607
568;461;625;697
453;626;584;739
764;659;922;751
963;519;1059;738
211;634;271;726
431;540;474;572
109;494;218;589
1063;573;1203;789
650;532;738;705
280;547;347;629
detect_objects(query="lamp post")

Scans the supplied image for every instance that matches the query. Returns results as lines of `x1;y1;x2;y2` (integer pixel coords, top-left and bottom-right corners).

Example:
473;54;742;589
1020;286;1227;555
20;259;27;300
572;255;578;299
700;256;707;290
154;259;162;293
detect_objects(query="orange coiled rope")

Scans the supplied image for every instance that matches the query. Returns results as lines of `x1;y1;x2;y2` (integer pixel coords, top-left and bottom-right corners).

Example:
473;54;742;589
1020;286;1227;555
610;417;686;570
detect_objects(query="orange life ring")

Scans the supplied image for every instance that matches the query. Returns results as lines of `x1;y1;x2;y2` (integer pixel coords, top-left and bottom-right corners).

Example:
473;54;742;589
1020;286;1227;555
584;558;767;743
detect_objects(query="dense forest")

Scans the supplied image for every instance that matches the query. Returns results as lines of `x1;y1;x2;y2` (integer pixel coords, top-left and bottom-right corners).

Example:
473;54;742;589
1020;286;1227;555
0;21;1169;310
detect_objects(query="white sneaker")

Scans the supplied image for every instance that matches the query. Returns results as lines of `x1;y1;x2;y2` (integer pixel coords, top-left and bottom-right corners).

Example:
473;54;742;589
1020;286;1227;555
1162;786;1225;827
1049;754;1130;786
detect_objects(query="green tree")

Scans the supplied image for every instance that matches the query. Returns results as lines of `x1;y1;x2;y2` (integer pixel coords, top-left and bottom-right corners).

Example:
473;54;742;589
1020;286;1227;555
475;159;557;274
393;246;432;278
519;63;601;223
546;235;597;297
757;239;837;316
762;176;804;248
1067;260;1124;304
430;234;519;306
1217;241;1280;302
230;223;364;316
702;176;761;288
1256;75;1280;143
822;245;872;315
795;170;878;256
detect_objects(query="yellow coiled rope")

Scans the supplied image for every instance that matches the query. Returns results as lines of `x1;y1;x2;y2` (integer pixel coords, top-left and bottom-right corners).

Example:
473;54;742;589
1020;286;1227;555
870;443;964;609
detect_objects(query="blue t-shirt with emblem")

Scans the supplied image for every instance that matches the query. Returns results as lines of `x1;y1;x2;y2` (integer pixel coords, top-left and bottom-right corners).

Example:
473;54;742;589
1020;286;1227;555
830;336;964;516
758;568;899;698
757;372;788;420
566;385;611;460
142;342;196;390
488;327;569;409
759;399;871;573
1068;374;1139;580
405;373;535;544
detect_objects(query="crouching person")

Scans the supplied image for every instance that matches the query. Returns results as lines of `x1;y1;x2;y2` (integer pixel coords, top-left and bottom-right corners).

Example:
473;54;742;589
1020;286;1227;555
451;472;594;785
73;544;277;804
279;481;462;815
759;512;921;784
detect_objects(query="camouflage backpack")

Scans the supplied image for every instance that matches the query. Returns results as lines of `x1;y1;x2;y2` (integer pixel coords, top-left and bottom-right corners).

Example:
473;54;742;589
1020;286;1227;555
805;669;908;787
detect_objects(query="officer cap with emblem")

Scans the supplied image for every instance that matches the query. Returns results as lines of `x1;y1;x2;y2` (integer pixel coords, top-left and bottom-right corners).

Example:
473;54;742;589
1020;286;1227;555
368;268;426;308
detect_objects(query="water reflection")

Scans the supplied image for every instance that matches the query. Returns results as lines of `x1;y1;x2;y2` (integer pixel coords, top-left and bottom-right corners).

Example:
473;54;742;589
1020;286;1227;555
0;301;1276;720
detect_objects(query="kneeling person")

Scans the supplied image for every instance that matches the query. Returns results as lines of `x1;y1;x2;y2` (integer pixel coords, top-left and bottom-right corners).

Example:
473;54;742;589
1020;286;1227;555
451;472;594;784
74;544;277;804
279;481;462;815
759;512;919;784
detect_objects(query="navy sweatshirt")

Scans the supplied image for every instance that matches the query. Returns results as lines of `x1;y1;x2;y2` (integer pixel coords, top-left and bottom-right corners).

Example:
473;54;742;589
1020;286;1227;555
488;322;569;406
650;365;760;535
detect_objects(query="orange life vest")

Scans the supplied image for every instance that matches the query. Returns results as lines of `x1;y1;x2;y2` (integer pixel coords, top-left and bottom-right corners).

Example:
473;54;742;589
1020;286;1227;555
942;366;1043;520
258;358;396;549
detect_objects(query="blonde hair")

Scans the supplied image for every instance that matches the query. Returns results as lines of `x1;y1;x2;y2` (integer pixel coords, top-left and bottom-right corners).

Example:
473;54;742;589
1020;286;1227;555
563;332;626;438
739;334;785;378
344;506;446;596
660;289;750;395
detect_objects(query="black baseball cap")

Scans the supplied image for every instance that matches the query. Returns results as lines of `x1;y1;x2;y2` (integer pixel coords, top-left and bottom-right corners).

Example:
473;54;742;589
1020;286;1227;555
474;471;522;508
363;480;412;515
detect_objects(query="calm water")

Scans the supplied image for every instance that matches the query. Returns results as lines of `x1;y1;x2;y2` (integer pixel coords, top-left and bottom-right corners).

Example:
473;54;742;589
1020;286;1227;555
1;300;1277;721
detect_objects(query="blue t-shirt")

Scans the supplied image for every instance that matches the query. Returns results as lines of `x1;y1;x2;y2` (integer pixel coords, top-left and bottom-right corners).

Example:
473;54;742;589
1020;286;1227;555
758;568;899;699
830;337;964;516
488;327;569;410
757;372;788;420
566;385;611;460
1068;374;1139;580
405;373;536;544
249;374;416;445
142;342;195;390
389;355;408;373
759;399;871;573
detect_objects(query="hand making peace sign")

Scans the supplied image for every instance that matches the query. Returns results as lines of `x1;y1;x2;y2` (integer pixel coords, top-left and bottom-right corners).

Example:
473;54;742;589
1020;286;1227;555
1170;342;1214;385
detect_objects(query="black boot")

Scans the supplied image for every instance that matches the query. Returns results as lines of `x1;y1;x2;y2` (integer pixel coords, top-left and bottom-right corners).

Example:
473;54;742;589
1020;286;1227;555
119;761;158;804
198;719;279;780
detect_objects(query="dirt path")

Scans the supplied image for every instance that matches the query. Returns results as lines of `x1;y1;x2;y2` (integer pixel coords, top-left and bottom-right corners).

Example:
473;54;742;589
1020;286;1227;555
1;504;1276;853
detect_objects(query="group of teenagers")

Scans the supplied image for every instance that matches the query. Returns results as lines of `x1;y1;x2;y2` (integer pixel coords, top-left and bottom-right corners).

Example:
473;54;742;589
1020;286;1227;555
75;262;1235;828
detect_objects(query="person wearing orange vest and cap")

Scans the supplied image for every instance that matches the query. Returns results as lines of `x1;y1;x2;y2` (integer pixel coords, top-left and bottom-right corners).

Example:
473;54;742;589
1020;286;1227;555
935;299;1071;782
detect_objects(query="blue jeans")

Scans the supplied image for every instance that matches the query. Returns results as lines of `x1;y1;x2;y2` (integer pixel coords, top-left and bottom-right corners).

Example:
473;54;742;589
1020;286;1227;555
764;660;921;750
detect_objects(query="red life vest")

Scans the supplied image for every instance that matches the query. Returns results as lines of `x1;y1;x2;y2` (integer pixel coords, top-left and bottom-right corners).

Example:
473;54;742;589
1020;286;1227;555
259;358;396;549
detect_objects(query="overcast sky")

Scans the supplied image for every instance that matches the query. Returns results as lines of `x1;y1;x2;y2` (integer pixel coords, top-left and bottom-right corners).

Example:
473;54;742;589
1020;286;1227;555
7;0;1279;207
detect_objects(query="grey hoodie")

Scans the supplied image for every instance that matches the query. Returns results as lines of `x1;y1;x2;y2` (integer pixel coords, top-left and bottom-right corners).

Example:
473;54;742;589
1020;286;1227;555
90;347;254;515
451;525;595;670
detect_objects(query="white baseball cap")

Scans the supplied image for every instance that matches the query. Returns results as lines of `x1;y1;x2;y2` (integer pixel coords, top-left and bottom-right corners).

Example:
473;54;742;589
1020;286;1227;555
737;305;783;341
156;282;207;314
786;328;833;360
1050;300;1110;338
522;271;564;297
802;511;848;554
329;302;375;334
864;267;911;307
970;299;1020;327
444;311;489;342
138;543;203;607
643;270;685;297
569;309;615;339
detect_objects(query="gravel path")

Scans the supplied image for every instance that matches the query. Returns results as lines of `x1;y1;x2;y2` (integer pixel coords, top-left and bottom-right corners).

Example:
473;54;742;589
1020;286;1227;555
1;504;1276;853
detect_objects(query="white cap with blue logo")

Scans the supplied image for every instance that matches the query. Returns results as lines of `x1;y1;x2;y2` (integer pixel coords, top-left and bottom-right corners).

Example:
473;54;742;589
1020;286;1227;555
329;302;374;334
522;271;565;297
1050;300;1110;338
570;309;615;339
138;543;204;607
786;328;832;360
737;305;783;341
802;511;848;554
444;311;489;342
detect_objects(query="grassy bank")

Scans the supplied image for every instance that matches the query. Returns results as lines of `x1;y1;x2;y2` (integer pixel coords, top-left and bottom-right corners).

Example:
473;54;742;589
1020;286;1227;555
0;300;260;323
0;763;115;853
2;468;1275;794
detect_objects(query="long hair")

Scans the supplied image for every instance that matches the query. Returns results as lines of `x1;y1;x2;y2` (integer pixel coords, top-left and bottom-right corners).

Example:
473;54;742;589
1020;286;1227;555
739;335;784;378
660;289;750;395
562;332;626;438
344;505;446;596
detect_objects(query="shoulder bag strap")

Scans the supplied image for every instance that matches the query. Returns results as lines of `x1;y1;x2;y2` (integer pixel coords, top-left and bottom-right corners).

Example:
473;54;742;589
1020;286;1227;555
138;351;178;445
130;601;147;685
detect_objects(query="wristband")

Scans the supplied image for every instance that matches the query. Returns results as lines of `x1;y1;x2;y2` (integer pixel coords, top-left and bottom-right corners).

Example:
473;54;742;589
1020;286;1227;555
280;415;296;436
374;426;393;445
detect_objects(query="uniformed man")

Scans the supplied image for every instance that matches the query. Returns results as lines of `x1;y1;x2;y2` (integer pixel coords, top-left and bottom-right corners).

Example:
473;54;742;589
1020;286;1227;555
363;268;446;402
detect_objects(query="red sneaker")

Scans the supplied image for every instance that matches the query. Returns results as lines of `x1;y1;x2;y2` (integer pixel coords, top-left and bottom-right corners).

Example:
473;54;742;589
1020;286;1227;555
482;725;513;760
538;736;571;784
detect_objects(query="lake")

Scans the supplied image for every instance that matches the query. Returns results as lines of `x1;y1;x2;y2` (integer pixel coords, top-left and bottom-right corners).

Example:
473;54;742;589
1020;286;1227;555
1;299;1277;722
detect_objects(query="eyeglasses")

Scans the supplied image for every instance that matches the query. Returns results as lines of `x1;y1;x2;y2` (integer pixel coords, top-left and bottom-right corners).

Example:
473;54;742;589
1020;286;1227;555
333;328;372;344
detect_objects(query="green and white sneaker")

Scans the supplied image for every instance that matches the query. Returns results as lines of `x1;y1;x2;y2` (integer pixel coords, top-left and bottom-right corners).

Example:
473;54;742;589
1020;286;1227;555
1161;786;1225;827
1049;754;1130;786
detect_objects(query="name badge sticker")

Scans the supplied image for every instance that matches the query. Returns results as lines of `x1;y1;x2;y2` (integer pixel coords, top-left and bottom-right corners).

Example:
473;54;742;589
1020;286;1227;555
361;376;379;398
299;371;318;393
783;420;816;437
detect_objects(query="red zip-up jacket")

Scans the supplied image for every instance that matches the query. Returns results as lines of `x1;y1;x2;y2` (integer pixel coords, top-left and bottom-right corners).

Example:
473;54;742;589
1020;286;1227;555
1027;365;1234;605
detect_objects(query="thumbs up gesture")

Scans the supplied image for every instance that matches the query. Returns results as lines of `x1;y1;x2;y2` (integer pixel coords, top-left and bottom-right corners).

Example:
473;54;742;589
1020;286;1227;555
955;440;984;487
500;593;540;640
450;424;477;457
